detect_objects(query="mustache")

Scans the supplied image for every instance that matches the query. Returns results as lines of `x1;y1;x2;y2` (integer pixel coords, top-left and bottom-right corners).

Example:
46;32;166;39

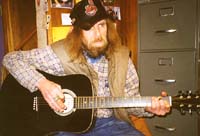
92;37;103;43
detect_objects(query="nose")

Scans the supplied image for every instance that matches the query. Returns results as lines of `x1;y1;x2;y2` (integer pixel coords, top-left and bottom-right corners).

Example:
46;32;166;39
94;27;101;39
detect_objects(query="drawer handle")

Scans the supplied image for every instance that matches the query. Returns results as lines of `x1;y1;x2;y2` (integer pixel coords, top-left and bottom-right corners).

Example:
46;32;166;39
155;29;177;34
155;124;176;132
159;7;175;17
158;57;173;66
155;79;176;83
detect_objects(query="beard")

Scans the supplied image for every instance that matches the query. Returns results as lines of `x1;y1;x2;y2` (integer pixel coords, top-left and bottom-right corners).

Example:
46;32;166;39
82;38;108;58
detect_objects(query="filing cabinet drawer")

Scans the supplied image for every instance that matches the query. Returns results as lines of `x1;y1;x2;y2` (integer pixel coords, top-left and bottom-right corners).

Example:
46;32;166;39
138;51;196;95
145;110;198;136
139;0;197;50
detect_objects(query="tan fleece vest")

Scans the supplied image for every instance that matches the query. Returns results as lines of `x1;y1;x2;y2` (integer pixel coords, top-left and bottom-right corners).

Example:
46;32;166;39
51;40;131;123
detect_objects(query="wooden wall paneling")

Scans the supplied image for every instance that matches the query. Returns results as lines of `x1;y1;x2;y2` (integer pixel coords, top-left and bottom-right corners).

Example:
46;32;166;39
2;0;15;52
118;0;138;66
2;0;37;51
14;0;37;50
0;0;4;86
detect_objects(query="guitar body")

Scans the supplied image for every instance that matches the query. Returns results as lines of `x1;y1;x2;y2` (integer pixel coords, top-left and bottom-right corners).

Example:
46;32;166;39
0;72;95;136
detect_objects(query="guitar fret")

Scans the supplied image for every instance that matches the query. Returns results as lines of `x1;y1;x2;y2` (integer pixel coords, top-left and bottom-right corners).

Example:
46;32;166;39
100;97;105;108
82;97;85;108
84;97;87;108
81;97;83;108
95;97;98;107
89;97;92;108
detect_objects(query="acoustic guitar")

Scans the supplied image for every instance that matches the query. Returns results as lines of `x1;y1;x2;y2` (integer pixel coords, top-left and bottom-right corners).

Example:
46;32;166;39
0;71;199;136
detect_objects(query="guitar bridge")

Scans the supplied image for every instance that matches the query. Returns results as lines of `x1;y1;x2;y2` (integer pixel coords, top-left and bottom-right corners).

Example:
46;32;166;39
33;96;38;112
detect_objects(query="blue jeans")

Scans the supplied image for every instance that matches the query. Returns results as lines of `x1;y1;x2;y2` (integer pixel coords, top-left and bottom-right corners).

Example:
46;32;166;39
49;116;144;136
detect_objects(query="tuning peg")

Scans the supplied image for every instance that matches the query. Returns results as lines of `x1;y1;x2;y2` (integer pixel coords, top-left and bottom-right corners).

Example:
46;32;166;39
178;90;183;95
186;90;192;99
179;104;186;115
195;91;200;99
197;105;200;115
178;90;184;99
180;108;186;115
195;93;200;113
186;90;192;95
188;109;192;114
188;104;193;114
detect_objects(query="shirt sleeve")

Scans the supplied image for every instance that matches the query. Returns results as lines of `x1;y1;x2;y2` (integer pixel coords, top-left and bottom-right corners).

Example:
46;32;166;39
2;46;65;92
125;58;154;117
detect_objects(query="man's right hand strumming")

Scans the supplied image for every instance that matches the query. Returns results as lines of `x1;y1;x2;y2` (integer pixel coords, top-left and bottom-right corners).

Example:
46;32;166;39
36;78;66;112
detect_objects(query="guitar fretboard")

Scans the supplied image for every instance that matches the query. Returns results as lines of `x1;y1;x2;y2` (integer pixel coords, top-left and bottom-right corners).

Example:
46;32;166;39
74;96;171;109
35;96;172;110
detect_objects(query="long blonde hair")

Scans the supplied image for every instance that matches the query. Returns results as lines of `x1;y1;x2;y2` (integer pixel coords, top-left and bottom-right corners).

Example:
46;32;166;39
64;19;122;62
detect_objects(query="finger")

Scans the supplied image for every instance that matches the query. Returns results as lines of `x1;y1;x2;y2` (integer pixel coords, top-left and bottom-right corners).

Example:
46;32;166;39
151;97;159;111
45;94;61;112
52;85;65;100
48;86;65;111
164;100;171;113
51;96;63;111
161;91;168;97
158;98;171;115
158;99;166;115
56;98;66;110
153;96;166;115
52;94;67;111
156;97;163;114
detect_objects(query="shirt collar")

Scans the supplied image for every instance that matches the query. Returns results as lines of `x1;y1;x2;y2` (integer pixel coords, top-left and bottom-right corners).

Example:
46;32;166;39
83;51;104;64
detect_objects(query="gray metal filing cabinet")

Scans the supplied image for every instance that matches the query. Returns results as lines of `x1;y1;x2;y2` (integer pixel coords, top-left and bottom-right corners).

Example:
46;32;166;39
137;0;199;135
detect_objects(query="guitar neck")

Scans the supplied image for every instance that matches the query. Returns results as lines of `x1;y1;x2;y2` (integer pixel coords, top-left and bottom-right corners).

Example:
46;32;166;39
74;96;172;109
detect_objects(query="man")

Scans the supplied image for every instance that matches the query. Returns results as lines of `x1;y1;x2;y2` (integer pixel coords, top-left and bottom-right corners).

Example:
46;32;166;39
2;0;170;136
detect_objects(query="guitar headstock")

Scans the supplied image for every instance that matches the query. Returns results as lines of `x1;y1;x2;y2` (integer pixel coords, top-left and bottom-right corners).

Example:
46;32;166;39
172;90;200;115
